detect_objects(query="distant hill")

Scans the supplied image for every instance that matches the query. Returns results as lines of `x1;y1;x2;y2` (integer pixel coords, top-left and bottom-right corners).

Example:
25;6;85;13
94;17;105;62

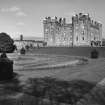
14;36;44;41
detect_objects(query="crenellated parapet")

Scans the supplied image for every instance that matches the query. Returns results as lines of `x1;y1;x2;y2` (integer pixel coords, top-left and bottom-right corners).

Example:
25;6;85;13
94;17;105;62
90;20;102;30
43;16;67;26
72;13;102;29
72;13;90;24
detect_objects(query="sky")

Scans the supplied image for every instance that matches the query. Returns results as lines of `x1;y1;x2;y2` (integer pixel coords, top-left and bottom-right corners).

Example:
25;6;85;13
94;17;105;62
0;0;105;39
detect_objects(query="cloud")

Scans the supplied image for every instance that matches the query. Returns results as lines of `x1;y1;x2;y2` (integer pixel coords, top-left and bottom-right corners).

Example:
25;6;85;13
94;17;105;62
17;22;25;26
1;6;27;17
1;8;9;12
1;6;20;12
16;11;27;17
9;6;20;12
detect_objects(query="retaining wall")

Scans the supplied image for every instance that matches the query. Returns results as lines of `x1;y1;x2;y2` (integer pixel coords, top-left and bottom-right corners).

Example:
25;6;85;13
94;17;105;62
29;47;105;58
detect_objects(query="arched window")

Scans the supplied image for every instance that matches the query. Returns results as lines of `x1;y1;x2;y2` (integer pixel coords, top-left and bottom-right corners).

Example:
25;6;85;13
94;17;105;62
82;31;85;35
76;36;78;41
82;37;84;40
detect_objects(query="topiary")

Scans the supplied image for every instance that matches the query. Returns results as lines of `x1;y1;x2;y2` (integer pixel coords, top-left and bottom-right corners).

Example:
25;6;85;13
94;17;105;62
0;32;15;53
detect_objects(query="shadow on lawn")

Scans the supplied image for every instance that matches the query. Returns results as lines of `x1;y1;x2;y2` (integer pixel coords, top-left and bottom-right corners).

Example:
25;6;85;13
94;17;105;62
0;73;23;105
23;77;96;105
1;76;105;105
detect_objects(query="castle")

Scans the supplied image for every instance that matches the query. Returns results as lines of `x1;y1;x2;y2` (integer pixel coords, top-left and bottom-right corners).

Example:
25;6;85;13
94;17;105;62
43;13;102;46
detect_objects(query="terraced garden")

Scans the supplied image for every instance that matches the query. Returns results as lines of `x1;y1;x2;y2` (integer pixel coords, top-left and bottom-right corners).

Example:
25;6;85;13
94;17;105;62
0;52;105;105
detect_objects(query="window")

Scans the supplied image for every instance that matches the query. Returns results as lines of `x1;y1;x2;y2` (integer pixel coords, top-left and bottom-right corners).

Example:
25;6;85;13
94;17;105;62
82;31;85;35
76;36;78;41
76;26;78;29
82;37;84;40
82;25;85;29
45;29;48;32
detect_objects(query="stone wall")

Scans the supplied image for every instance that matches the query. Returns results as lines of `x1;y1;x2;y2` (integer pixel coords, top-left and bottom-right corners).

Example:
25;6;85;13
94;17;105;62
28;47;105;58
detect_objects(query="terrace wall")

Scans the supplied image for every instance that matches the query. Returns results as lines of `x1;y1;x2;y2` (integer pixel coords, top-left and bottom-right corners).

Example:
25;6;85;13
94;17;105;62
30;47;105;58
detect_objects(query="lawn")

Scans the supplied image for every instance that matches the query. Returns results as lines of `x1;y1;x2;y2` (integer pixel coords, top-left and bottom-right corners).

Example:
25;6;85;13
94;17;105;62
0;51;105;105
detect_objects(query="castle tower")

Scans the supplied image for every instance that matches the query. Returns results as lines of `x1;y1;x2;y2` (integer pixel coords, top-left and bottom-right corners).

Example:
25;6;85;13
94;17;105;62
72;13;102;46
98;23;102;45
72;13;90;46
43;17;57;46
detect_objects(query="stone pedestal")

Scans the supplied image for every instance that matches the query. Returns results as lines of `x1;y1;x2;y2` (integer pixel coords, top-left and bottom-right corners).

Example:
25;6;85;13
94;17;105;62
0;58;13;80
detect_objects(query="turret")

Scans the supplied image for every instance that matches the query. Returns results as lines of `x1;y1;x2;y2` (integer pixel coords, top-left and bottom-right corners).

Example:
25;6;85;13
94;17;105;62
72;14;78;24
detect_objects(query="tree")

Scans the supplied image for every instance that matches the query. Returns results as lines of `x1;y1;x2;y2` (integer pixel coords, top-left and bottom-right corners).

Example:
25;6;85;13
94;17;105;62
0;32;16;53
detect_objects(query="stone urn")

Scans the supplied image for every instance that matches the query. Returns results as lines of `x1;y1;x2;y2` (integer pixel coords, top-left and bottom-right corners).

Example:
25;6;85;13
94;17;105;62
20;47;26;55
0;52;13;80
90;49;99;59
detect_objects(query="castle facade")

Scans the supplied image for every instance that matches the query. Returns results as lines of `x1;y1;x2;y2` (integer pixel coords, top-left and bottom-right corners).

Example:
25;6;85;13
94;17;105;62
43;13;102;46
